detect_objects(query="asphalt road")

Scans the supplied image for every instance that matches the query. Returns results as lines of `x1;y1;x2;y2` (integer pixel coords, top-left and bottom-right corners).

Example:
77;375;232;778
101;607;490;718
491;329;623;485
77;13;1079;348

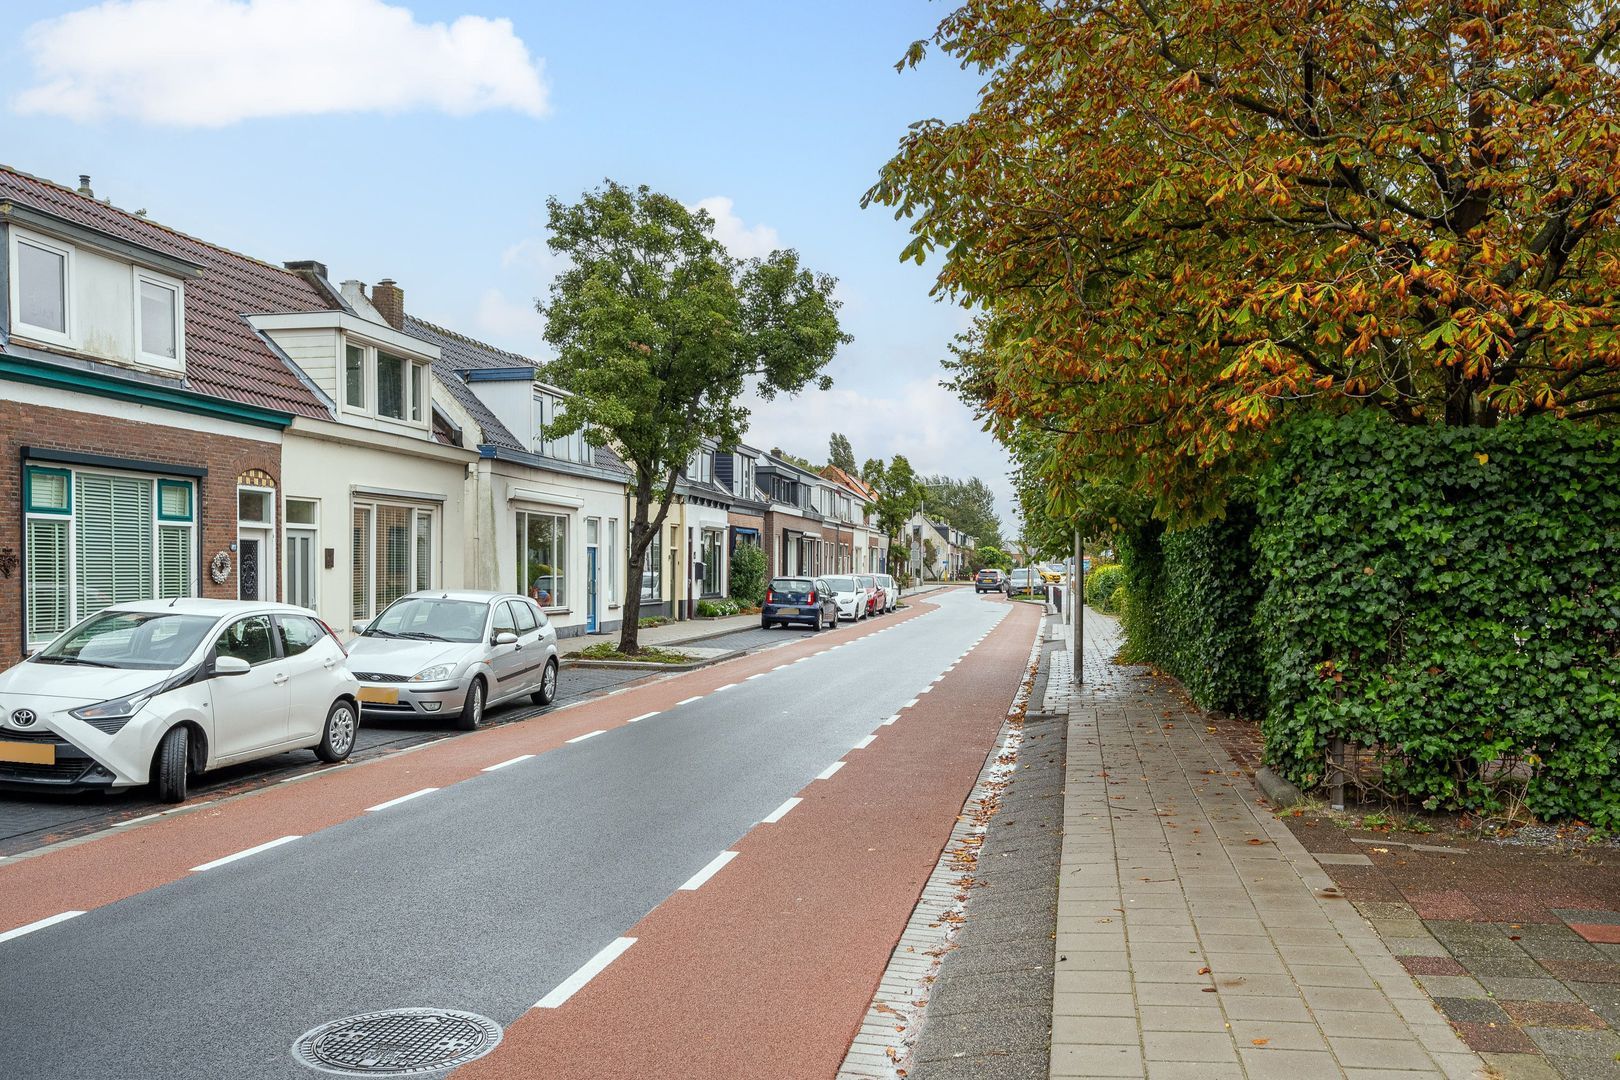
0;588;1013;1080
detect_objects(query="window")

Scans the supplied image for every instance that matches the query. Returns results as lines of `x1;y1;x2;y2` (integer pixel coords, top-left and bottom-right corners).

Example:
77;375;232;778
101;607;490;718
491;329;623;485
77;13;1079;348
22;465;196;649
215;615;276;666
135;272;181;367
344;344;365;408
493;601;518;637
642;530;662;601
739;456;756;498
701;529;723;596
688;450;713;484
512;601;538;634
517;511;568;608
351;502;435;621
606;517;618;604
14;233;69;340
536;392;591;463
277;615;325;657
377;351;407;419
409;363;425;422
238;487;273;526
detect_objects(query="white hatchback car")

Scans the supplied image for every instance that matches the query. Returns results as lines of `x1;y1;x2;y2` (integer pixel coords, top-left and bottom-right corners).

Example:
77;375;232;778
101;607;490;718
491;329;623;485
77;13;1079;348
0;599;360;803
823;576;867;622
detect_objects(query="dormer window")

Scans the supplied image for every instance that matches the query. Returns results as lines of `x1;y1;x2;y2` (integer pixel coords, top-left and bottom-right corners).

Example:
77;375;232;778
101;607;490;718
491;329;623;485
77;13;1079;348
10;229;73;347
341;336;428;425
135;270;183;369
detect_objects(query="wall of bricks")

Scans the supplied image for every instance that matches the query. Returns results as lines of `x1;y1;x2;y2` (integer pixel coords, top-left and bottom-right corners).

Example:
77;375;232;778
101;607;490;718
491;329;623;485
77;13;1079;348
0;398;281;661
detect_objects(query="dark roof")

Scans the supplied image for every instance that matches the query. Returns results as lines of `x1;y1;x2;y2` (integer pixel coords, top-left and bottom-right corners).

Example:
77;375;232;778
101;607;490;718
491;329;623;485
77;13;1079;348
404;314;626;474
0;165;334;418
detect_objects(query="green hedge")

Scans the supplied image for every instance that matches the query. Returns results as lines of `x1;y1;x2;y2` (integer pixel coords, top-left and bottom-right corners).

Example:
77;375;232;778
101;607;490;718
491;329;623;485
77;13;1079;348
1115;512;1266;716
1084;564;1126;613
1255;412;1620;826
728;543;766;606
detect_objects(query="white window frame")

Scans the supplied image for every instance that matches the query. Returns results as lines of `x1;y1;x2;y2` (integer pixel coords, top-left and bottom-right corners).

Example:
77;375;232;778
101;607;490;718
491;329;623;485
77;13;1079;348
8;227;75;349
339;334;430;430
22;464;197;650
131;266;185;372
516;509;570;611
352;499;438;621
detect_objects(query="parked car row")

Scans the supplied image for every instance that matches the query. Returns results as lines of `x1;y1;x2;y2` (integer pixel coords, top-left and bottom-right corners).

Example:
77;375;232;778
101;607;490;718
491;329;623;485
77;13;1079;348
761;573;900;630
0;590;559;804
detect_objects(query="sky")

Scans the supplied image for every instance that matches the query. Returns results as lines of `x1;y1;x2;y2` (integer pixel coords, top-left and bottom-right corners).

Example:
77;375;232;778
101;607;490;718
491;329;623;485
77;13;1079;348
0;0;1016;531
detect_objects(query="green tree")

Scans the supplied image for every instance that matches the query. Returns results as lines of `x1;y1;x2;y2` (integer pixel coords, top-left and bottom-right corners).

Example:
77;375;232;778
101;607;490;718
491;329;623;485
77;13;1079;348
828;432;857;474
972;544;1013;572
922;537;940;580
728;541;767;606
770;446;818;472
540;180;850;652
870;1;1620;521
868;454;924;543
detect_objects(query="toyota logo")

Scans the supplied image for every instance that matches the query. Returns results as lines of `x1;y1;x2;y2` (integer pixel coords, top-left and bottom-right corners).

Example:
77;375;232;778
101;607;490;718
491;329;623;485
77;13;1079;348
10;708;37;728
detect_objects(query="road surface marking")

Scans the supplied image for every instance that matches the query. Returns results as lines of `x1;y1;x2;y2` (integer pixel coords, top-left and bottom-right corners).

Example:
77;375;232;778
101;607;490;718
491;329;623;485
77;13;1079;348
746;673;766;681
566;730;606;743
190;835;302;872
0;910;85;944
679;850;740;891
932;675;944;683
714;683;737;692
762;797;801;823
794;657;811;663
483;755;534;772
903;698;919;709
882;714;899;726
627;711;659;723
919;686;933;695
113;812;164;827
773;665;790;671
365;788;440;813
676;695;704;706
853;734;877;750
816;761;845;780
535;937;637;1009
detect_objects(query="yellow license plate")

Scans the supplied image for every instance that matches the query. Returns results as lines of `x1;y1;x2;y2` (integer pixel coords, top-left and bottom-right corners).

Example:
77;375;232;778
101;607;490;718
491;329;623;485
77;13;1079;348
777;607;799;615
0;741;54;765
358;687;398;705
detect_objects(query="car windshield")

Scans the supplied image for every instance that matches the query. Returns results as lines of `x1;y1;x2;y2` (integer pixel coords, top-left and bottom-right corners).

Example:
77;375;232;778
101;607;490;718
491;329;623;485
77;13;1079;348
34;610;219;670
825;577;857;592
367;597;489;643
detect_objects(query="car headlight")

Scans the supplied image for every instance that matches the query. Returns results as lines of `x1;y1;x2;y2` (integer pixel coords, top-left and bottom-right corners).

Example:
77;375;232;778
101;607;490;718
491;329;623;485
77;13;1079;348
410;664;456;683
70;685;161;730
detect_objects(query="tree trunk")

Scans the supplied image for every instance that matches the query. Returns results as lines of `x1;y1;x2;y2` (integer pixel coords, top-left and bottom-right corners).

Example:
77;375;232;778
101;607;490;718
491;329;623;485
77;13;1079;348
617;467;678;655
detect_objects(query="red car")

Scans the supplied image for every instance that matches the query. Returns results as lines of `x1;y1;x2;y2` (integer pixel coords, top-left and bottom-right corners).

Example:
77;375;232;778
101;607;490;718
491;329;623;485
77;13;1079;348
856;574;883;617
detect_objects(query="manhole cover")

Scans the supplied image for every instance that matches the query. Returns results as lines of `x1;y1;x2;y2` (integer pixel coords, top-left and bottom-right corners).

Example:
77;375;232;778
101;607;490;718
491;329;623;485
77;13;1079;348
291;1009;502;1076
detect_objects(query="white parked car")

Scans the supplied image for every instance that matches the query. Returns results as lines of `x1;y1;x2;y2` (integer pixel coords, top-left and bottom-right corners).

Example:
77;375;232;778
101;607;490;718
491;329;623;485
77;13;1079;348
823;576;868;622
875;573;899;612
347;591;558;730
0;600;359;803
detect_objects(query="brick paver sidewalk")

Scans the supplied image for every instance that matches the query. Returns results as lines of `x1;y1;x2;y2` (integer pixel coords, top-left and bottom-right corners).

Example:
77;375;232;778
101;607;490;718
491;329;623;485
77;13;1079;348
1048;610;1484;1078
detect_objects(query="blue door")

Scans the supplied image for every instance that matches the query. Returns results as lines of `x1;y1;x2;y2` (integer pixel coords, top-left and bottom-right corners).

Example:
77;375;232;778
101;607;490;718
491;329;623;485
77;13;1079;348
586;545;599;633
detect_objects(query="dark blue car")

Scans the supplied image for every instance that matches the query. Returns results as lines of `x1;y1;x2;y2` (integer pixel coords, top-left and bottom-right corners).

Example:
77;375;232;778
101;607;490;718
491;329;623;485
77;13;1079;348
761;576;838;631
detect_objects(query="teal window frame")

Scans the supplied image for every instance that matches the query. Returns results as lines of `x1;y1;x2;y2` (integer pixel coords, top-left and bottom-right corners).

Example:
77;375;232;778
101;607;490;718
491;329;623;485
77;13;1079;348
156;478;194;521
23;466;71;515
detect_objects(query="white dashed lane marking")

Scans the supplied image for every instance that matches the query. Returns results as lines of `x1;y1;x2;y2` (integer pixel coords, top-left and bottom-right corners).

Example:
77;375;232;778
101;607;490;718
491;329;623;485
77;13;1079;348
482;755;534;772
816;761;845;780
566;730;606;743
365;788;439;813
761;797;801;823
534;937;637;1009
0;910;85;944
679;850;739;891
190;835;302;872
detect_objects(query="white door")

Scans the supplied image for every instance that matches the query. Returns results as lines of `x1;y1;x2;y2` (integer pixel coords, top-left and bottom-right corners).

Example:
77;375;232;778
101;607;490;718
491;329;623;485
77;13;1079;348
286;529;317;611
207;614;290;759
275;614;340;741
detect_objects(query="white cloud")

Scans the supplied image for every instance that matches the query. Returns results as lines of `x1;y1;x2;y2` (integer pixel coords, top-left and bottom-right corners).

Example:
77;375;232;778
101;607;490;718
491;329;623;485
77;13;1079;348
14;0;548;126
471;288;545;354
693;196;779;260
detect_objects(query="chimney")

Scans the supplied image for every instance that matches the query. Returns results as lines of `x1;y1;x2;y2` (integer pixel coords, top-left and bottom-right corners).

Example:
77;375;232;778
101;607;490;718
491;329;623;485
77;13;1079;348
76;174;93;197
371;279;405;331
283;260;329;280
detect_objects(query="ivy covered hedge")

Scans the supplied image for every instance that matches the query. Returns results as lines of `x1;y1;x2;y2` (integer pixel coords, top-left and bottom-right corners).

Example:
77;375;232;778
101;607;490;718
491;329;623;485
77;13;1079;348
1115;512;1266;717
1255;413;1620;826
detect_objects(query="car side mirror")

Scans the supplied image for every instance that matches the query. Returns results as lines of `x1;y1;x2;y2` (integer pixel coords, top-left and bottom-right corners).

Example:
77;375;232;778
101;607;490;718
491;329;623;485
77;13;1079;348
351;621;368;635
214;656;251;677
493;631;519;646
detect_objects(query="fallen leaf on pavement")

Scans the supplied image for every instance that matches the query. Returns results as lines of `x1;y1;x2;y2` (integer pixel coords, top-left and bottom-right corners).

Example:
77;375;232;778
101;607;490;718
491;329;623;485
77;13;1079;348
1251;1038;1269;1046
1198;967;1212;975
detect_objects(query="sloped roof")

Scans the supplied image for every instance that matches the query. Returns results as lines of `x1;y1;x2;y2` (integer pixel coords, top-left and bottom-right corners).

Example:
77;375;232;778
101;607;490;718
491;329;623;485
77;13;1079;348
403;314;626;473
0;165;334;419
821;463;877;501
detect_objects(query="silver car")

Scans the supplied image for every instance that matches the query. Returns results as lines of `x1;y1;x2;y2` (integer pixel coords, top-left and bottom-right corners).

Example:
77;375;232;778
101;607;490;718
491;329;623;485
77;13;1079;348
346;591;559;730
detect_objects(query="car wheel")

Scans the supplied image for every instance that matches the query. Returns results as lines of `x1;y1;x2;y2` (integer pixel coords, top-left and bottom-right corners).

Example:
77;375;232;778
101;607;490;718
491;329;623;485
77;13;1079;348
315;699;357;763
153;725;189;804
811;612;823;632
458;676;487;732
531;657;559;707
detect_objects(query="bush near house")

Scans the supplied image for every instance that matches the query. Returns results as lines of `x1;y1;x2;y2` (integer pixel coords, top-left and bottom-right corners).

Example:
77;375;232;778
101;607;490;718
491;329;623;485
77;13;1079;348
1083;564;1125;614
696;598;741;618
728;543;766;607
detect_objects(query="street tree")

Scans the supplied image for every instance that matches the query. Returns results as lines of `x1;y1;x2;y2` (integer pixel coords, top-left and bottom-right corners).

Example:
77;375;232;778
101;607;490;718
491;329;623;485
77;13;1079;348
828;432;857;474
869;0;1620;520
867;454;924;543
921;475;1003;548
540;180;849;652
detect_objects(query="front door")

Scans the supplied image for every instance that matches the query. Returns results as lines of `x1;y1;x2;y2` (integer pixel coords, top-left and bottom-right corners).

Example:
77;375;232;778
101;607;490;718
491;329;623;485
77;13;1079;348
238;528;273;601
585;518;600;633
